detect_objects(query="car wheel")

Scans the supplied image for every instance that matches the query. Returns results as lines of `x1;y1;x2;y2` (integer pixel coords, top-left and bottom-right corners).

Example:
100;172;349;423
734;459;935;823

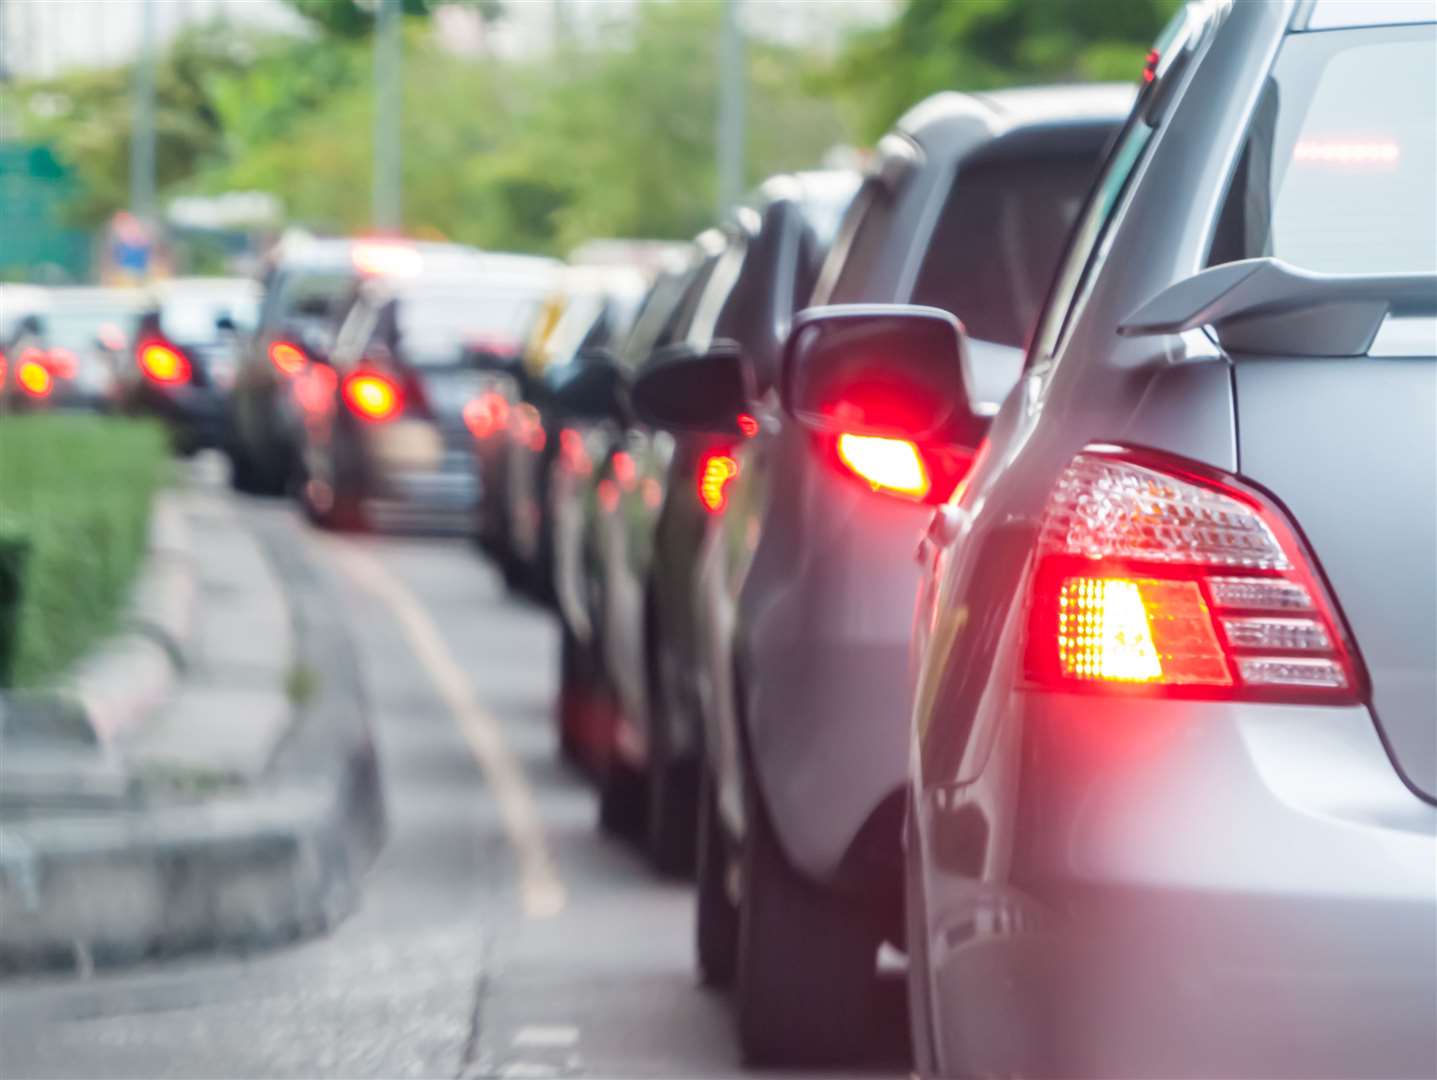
694;767;738;987
598;753;647;839
736;775;878;1067
557;624;605;770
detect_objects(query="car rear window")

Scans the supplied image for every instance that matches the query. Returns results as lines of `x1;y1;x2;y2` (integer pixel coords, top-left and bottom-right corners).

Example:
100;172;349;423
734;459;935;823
396;288;544;369
911;151;1102;349
1209;22;1436;275
160;290;258;344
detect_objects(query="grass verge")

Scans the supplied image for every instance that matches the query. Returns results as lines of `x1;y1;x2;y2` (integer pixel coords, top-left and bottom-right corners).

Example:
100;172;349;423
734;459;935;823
0;415;170;687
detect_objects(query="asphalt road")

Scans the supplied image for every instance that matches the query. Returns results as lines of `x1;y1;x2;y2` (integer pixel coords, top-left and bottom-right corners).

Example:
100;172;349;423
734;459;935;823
0;489;907;1079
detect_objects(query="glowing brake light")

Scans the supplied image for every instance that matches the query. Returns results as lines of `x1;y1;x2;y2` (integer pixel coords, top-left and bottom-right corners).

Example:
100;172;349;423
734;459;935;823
17;356;52;398
268;340;308;377
1024;450;1360;700
836;433;930;500
138;342;191;385
1141;48;1160;84
341;372;401;422
737;412;759;438
698;451;739;513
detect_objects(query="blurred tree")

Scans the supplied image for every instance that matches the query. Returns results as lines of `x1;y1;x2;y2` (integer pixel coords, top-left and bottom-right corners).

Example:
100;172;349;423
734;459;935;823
830;0;1183;139
281;0;503;38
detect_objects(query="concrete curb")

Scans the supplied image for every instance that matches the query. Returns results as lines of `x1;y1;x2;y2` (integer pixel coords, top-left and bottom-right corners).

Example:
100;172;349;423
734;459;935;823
64;492;197;744
0;505;385;973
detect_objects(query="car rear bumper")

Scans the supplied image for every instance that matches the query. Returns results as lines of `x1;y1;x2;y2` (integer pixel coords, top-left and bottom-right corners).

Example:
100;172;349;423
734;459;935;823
919;695;1437;1078
364;461;480;534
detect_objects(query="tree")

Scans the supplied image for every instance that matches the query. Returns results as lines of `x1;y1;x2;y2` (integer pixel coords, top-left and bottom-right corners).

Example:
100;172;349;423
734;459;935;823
280;0;502;38
830;0;1183;139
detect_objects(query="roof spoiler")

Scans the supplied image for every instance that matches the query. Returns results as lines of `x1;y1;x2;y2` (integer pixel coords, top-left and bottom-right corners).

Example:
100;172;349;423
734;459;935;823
1118;257;1437;357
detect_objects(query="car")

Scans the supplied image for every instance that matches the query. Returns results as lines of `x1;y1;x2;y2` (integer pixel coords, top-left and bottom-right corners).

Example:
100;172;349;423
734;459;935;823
227;236;492;495
771;3;1435;1076
0;288;142;414
546;244;725;774
118;277;260;452
295;246;557;532
479;265;651;600
587;171;860;874
630;86;1132;1064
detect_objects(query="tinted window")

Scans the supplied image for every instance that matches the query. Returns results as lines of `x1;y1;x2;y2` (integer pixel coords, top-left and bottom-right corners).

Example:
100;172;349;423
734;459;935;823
1210;24;1436;274
911;153;1099;348
396;288;544;369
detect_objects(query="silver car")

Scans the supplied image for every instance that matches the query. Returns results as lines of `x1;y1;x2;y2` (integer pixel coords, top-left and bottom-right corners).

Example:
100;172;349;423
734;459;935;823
780;2;1435;1075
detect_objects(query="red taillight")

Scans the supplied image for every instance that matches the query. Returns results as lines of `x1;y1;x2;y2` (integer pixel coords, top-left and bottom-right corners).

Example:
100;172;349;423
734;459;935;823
295;362;338;415
836;433;929;500
268;340;308;377
1024;449;1360;702
737;412;759;438
463;390;509;440
341;372;402;422
17;355;52;398
46;348;77;380
138;342;191;385
698;451;739;513
1142;48;1160;84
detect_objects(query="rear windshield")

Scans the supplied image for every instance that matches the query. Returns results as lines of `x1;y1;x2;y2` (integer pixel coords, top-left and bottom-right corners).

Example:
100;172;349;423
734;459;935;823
396;288;544;369
1209;23;1436;274
911;151;1101;348
44;303;139;350
272;270;355;329
160;289;258;344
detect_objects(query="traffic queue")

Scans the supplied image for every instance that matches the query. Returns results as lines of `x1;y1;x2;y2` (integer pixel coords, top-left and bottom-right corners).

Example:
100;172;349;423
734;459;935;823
2;3;1431;1076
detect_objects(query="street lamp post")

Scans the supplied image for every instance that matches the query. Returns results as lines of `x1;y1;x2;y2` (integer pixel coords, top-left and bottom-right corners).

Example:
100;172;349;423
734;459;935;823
716;0;746;219
373;0;403;232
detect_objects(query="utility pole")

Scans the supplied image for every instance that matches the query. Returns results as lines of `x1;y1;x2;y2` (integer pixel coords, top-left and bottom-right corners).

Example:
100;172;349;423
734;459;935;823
372;0;403;232
716;0;746;219
130;0;157;226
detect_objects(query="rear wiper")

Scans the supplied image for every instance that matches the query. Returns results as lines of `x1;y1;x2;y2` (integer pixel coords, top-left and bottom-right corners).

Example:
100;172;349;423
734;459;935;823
1118;257;1437;357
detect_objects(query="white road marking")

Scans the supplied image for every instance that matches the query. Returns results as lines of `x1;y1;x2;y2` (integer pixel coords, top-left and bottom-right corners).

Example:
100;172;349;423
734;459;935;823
512;1025;580;1049
327;539;567;919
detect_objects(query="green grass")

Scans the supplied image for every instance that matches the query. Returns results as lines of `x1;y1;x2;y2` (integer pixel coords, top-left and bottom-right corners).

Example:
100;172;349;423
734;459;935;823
0;415;170;687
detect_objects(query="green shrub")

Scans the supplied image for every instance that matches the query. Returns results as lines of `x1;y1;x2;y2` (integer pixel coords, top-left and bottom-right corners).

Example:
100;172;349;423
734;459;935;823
0;415;169;687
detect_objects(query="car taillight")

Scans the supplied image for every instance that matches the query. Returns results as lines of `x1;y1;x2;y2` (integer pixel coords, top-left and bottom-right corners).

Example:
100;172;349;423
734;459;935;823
837;433;929;500
698;451;739;513
268;340;308;377
463;390;509;439
341;372;402;422
1023;449;1361;702
46;348;77;380
17;353;52;398
138;342;191;385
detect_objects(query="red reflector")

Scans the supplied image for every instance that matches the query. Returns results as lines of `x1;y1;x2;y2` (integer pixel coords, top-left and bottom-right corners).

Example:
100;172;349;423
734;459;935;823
138;343;191;385
836;433;929;500
341;372;401;422
1142;48;1160;84
268;340;308;377
698;452;739;513
463;391;509;439
46;348;77;380
17;358;52;398
295;363;338;414
737;412;759;438
612;450;637;490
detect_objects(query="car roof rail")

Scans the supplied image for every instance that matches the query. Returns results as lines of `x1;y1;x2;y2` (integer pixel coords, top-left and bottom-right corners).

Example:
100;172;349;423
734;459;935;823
1118;257;1437;356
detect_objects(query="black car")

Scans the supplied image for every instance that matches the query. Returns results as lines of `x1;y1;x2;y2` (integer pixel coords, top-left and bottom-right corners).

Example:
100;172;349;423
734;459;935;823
295;248;556;531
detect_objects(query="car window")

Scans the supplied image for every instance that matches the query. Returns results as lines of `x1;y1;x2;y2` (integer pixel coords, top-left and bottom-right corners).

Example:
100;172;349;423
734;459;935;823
1031;11;1195;361
273;270;355;331
160;290;257;344
1207;23;1436;275
396;288;544;370
812;175;892;306
911;152;1100;349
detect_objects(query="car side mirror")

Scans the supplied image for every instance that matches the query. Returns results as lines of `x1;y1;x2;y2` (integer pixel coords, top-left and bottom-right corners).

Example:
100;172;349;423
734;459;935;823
549;349;628;422
629;340;749;436
780;305;987;450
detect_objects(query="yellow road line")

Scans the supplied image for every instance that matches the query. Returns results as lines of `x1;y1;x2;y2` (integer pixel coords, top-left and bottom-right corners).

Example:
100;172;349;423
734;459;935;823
327;539;566;919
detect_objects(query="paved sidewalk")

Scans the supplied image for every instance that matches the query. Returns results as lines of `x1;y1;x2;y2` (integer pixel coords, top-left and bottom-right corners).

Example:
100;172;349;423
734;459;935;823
0;462;384;972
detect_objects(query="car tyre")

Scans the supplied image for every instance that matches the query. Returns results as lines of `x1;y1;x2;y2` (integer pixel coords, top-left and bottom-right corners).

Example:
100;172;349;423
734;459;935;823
645;639;698;876
557;625;600;769
694;768;738;987
736;775;877;1067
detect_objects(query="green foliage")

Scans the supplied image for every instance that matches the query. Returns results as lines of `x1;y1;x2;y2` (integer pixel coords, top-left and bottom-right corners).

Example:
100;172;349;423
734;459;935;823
0;416;170;687
829;0;1183;139
281;0;504;38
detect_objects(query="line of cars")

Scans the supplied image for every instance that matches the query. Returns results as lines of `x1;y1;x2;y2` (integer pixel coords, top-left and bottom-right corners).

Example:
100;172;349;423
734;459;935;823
473;2;1437;1076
